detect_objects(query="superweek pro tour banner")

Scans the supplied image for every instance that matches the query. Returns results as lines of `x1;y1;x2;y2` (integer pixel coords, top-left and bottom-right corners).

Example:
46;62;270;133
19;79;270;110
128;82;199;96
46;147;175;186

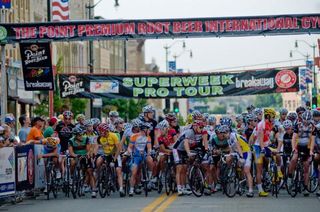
0;14;319;43
59;67;299;99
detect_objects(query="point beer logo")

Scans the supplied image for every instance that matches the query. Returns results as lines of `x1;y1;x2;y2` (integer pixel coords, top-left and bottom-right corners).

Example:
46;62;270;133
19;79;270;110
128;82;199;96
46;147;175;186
275;69;297;89
0;25;7;42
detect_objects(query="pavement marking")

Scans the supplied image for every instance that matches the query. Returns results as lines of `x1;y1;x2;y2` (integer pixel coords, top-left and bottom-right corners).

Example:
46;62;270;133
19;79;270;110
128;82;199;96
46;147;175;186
141;193;167;212
154;193;178;212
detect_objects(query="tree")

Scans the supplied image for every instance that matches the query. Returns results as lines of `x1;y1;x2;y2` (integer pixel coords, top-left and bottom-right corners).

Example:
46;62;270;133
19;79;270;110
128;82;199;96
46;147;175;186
102;98;147;121
210;105;226;114
254;93;283;108
33;99;49;116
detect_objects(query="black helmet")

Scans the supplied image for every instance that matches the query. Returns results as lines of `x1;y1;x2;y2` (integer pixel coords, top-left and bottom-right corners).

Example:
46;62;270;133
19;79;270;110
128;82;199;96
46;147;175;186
296;106;306;114
72;126;85;135
139;122;153;130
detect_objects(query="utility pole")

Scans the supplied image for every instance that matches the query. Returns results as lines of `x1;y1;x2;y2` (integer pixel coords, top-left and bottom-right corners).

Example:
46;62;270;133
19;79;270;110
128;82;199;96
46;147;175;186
48;0;54;118
1;8;7;123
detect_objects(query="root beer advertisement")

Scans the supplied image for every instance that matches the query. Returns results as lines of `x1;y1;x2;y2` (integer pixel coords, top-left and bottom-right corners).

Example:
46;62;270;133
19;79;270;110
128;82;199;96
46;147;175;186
59;67;299;99
19;42;54;91
0;14;319;43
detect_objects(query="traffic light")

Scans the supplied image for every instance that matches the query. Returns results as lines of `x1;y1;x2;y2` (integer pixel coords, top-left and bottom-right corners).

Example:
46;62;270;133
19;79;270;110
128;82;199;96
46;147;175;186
173;101;179;114
312;96;317;109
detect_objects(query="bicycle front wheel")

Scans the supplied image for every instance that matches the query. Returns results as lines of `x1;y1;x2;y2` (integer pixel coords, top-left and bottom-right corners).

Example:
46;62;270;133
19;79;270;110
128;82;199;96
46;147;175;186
189;166;204;197
224;167;239;198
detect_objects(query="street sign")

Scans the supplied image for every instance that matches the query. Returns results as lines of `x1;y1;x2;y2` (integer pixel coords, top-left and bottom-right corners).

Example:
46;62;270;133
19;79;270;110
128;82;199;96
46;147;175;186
0;0;11;9
168;61;176;72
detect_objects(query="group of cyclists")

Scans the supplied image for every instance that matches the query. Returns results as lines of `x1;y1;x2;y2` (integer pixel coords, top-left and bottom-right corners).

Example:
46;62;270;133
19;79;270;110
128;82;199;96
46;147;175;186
1;103;320;199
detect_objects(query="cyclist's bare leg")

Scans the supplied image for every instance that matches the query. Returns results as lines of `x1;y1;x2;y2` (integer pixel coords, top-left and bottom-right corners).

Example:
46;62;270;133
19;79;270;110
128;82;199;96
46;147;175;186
244;165;253;191
130;165;138;188
116;167;123;188
288;153;298;176
303;160;310;186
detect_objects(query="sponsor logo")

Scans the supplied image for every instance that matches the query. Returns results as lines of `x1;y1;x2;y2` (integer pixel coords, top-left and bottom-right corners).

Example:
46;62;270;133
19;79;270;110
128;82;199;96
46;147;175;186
62;76;85;97
28;149;34;185
275;70;297;89
0;26;7;41
90;80;119;93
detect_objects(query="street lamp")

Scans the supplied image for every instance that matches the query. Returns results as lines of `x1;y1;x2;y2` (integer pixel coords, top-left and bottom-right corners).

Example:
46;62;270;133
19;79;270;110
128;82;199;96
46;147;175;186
295;40;318;107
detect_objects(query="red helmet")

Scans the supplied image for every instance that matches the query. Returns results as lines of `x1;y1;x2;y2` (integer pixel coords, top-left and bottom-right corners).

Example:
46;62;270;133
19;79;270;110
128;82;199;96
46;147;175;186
98;123;109;132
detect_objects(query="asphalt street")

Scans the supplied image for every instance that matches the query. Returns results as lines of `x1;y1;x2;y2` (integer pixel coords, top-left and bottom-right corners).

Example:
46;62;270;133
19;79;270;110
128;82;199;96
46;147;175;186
1;190;319;212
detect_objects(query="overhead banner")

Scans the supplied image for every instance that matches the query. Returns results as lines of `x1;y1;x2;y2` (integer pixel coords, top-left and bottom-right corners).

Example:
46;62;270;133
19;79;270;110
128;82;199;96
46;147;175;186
59;67;299;99
19;42;55;91
0;147;15;197
0;14;319;43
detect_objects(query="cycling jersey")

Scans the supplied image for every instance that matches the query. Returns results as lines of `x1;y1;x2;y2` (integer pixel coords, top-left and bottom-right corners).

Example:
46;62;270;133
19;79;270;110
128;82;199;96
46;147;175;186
56;121;75;152
130;133;151;153
174;128;206;152
69;136;89;156
205;125;216;141
282;132;293;154
139;117;157;146
294;122;313;147
211;136;230;153
253;120;273;147
97;132;119;156
159;134;175;150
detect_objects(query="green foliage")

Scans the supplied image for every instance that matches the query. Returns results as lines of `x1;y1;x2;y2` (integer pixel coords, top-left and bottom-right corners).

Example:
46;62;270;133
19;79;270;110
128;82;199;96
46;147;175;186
102;98;147;121
177;114;186;126
70;98;88;116
210;105;226;114
33;99;49;116
254;94;283;108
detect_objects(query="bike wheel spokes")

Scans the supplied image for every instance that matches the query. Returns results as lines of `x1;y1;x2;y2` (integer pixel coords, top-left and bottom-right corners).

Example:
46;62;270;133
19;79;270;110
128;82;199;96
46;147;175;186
225;168;238;198
189;167;204;197
98;167;108;198
164;166;172;196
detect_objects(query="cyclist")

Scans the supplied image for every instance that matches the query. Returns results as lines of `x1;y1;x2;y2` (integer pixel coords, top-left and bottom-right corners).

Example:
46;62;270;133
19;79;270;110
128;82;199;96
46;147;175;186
296;106;306;123
288;110;315;196
56;111;75;154
205;115;216;141
108;111;119;126
95;123;124;197
75;114;86;129
114;118;125;140
313;120;320;196
121;119;141;151
278;108;288;125
173;119;208;196
139;105;158;147
69;126;96;198
279;120;294;155
287;112;298;125
91;118;101;135
235;114;246;136
252;108;282;197
253;108;263;122
37;137;60;193
127;122;154;196
247;105;255;114
244;114;258;142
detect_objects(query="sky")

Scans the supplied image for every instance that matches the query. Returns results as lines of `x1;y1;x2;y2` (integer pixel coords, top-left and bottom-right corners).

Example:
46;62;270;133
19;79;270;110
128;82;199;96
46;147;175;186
95;0;320;73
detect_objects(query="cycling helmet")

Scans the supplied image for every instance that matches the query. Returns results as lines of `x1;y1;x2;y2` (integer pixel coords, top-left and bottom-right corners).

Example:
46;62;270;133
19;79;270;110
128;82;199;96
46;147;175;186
279;108;288;115
296;106;306;114
220;117;232;128
283;120;293;129
215;125;229;134
63;111;73;119
114;118;124;126
72;126;85;135
109;111;119;118
208;115;216;124
302;110;312;121
44;137;59;148
142;105;154;113
192;110;203;120
246;104;255;112
124;123;132;131
264;108;276;118
76;114;85;121
139;122;153;130
235;114;243;122
203;113;209;120
312;109;320;117
165;113;177;122
287;112;298;122
98;123;110;132
108;124;116;132
91;118;101;126
156;120;169;130
246;113;254;121
131;119;142;128
253;108;263;116
84;119;94;127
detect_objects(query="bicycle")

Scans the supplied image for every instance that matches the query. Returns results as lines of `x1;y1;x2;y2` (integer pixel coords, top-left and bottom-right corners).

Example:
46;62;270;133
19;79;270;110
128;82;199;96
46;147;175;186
140;152;151;197
220;152;239;198
307;153;319;193
60;151;71;198
122;152;132;196
71;155;87;199
188;148;205;197
287;152;308;197
163;154;176;196
44;156;59;200
97;155;118;198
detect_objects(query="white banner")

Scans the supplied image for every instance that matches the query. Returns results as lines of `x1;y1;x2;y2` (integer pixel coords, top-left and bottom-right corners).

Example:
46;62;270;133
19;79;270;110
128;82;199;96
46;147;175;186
0;147;16;197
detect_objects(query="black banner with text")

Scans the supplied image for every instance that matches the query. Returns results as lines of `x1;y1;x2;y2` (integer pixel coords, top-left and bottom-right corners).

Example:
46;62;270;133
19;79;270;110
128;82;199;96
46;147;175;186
59;67;299;99
19;42;54;91
0;14;319;43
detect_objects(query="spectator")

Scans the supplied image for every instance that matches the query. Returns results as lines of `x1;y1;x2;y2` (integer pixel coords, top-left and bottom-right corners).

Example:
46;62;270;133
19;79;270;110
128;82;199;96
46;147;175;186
0;124;15;147
26;117;45;144
18;115;31;144
5;114;18;144
43;117;58;138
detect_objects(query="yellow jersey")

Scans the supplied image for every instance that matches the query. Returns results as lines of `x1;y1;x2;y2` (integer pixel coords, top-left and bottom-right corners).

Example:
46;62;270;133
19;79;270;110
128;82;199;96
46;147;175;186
236;134;251;153
97;132;119;155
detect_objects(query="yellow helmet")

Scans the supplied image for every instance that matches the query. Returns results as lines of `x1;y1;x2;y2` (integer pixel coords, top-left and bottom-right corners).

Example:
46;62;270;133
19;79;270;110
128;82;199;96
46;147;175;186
186;114;193;125
44;137;59;148
264;108;276;118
